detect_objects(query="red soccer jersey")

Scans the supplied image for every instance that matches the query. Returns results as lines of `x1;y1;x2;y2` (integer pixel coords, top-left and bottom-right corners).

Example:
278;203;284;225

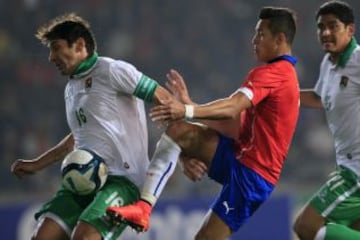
235;58;299;185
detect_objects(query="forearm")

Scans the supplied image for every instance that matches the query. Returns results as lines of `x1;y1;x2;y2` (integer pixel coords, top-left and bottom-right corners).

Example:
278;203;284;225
35;133;74;170
153;86;173;105
193;100;240;120
191;92;250;120
300;89;323;108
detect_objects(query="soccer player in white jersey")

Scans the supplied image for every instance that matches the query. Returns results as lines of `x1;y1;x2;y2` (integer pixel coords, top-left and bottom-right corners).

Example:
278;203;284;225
293;1;360;240
10;13;173;240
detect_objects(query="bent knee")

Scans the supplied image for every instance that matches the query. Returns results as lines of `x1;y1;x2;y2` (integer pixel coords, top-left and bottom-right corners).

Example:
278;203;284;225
166;121;202;142
166;121;191;136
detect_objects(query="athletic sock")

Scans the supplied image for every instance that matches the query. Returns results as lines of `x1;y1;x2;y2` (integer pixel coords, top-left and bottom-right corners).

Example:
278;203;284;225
141;133;181;206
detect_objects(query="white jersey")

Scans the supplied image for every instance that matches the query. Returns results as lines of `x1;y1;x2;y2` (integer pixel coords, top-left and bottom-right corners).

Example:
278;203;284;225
64;57;149;188
315;45;360;175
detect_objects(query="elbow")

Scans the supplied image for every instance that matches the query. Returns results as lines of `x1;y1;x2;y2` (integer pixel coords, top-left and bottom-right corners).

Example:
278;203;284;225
64;135;75;152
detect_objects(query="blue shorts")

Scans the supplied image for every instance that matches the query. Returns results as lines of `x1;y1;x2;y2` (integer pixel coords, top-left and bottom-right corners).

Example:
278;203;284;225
208;134;275;232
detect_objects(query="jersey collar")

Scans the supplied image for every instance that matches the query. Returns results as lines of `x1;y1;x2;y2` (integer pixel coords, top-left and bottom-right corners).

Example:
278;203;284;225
71;52;98;79
338;37;357;68
268;55;297;66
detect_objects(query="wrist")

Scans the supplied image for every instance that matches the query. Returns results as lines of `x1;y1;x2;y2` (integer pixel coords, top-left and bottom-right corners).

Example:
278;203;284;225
184;104;194;120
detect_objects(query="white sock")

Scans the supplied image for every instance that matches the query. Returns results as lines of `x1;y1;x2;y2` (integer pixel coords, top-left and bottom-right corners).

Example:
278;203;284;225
141;133;181;206
314;226;326;240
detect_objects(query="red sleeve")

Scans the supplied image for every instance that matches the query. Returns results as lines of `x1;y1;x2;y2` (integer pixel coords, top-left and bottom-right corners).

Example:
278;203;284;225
242;67;279;106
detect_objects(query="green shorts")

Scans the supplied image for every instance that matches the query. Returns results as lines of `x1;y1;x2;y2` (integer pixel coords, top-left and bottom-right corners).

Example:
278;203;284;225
310;165;360;225
35;176;140;240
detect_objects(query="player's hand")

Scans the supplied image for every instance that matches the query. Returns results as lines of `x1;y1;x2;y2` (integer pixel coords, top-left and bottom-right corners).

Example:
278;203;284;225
166;69;193;105
179;157;207;181
150;98;185;122
11;159;39;178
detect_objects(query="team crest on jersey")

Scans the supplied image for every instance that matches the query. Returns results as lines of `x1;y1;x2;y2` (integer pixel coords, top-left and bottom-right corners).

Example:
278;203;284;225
339;75;349;89
85;78;92;89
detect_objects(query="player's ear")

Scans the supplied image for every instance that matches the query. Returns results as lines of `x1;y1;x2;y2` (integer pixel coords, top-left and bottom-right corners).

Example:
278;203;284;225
347;23;355;37
75;37;86;53
276;32;287;45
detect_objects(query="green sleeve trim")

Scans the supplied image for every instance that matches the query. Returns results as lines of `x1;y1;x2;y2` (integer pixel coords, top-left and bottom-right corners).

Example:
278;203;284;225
133;75;159;102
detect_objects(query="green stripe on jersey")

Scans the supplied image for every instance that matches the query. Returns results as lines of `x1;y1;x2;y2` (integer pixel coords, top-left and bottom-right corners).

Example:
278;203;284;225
133;75;158;102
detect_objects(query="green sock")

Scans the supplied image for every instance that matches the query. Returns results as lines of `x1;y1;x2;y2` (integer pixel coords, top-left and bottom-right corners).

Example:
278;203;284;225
325;223;360;240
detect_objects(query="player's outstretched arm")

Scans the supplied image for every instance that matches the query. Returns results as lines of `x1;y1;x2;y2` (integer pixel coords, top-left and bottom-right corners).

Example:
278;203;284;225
166;69;240;139
11;133;74;178
150;91;251;122
166;69;195;105
300;89;323;108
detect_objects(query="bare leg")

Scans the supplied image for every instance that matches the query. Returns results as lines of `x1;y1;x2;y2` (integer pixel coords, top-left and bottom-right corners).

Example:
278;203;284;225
293;204;325;240
195;210;232;240
72;221;102;240
32;217;69;240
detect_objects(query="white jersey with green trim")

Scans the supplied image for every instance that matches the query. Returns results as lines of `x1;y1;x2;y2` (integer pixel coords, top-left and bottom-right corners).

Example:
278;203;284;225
314;46;360;176
64;56;150;188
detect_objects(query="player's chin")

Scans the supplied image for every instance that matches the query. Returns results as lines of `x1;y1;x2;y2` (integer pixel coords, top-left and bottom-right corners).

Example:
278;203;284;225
321;43;336;53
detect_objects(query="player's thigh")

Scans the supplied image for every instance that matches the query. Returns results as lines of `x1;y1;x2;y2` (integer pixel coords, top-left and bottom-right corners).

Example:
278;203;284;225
311;166;360;224
195;210;232;240
293;203;325;239
34;188;92;236
210;162;274;231
166;121;219;167
79;176;140;240
72;221;101;240
32;217;69;240
349;219;360;230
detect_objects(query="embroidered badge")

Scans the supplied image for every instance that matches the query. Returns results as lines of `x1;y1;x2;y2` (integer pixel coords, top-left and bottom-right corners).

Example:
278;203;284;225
339;75;349;89
85;78;92;89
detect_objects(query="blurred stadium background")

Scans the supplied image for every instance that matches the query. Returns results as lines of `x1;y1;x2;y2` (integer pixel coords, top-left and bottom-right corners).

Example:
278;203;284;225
1;0;359;239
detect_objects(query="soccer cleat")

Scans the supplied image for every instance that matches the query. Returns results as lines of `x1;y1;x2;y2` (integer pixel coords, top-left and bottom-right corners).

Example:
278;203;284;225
106;200;152;233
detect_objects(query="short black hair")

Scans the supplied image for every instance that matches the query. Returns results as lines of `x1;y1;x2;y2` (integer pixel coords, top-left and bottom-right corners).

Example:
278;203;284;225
316;0;354;25
36;13;96;55
259;7;297;45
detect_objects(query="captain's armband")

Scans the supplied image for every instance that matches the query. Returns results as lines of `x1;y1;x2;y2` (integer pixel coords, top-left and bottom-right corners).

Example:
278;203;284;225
133;75;159;102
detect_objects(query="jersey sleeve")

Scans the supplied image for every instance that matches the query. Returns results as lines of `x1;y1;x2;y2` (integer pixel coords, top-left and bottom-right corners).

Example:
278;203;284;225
109;60;142;95
237;67;275;106
109;60;158;101
350;48;360;85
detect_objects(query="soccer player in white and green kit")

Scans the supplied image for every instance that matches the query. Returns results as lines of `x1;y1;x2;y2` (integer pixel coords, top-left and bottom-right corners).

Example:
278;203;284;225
293;1;360;240
11;13;173;240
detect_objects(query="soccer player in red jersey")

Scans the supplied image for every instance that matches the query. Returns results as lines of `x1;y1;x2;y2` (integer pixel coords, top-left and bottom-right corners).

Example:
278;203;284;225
107;6;299;239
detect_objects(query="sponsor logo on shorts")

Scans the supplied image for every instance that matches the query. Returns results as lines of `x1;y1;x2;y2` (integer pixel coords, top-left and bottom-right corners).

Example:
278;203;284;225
222;201;235;215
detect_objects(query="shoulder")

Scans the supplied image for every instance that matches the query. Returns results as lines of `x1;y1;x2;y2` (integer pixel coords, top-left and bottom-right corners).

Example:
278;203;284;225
320;53;331;68
248;64;268;78
97;57;137;72
343;46;360;82
349;45;360;65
